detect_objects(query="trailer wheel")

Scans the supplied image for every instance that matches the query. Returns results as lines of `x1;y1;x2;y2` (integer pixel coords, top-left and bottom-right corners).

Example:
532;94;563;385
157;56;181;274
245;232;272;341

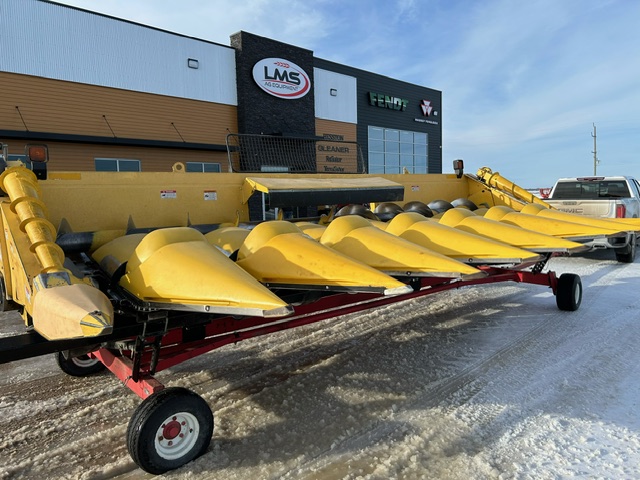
127;387;213;475
556;273;582;311
615;237;636;263
55;351;106;376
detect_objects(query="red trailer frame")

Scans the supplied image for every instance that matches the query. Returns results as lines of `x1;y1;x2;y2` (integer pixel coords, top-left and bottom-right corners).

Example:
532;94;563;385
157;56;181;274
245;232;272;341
91;266;562;400
5;264;580;475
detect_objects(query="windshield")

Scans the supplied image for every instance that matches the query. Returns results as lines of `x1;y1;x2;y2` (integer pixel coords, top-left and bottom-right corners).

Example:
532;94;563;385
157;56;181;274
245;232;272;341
552;180;630;199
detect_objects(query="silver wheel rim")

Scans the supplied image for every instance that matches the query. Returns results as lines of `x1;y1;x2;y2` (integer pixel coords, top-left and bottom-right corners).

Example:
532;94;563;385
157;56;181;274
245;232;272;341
154;412;200;460
71;355;100;369
574;282;581;304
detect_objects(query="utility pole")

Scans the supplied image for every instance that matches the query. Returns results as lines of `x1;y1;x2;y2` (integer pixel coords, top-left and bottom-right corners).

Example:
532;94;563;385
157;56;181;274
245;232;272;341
592;123;599;175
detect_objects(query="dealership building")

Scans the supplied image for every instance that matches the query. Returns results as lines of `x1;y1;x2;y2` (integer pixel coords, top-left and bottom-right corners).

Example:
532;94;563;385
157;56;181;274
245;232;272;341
0;0;442;176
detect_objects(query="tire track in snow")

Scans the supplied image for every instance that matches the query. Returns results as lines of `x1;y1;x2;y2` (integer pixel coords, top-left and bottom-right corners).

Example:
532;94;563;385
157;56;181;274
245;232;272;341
280;259;640;479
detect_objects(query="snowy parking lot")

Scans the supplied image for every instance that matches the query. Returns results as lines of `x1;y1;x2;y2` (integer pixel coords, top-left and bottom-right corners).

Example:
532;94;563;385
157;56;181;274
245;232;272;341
1;250;639;479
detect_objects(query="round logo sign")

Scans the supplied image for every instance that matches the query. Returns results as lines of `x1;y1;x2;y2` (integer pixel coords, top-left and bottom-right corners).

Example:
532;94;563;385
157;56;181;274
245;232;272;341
252;58;311;99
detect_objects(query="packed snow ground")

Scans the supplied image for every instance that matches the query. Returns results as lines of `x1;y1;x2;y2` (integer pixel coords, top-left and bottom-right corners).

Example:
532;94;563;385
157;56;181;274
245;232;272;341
1;250;639;479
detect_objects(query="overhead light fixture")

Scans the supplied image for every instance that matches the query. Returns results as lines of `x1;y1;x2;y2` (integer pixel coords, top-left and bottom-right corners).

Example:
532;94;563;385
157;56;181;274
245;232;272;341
188;58;199;69
330;88;337;96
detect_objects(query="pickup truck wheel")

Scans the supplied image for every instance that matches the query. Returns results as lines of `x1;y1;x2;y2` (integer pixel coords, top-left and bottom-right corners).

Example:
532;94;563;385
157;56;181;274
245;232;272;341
615;237;636;263
556;273;582;311
127;387;213;474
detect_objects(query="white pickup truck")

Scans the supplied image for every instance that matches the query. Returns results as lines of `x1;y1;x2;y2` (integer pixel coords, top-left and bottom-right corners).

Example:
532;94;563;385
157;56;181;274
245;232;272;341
545;176;640;218
545;176;640;262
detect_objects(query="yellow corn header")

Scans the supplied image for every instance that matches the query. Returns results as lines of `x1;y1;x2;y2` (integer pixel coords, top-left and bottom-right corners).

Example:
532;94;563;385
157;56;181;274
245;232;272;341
0;145;636;474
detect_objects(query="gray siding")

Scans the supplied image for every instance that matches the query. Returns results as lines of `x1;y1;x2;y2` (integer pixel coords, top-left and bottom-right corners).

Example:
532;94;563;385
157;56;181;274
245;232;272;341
0;0;237;105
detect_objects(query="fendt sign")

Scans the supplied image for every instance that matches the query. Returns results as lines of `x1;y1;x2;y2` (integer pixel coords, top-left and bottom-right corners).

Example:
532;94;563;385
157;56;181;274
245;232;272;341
252;58;311;99
368;92;408;111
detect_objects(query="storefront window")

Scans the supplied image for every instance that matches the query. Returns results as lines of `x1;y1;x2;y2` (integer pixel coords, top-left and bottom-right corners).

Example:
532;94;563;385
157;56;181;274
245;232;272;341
367;126;428;173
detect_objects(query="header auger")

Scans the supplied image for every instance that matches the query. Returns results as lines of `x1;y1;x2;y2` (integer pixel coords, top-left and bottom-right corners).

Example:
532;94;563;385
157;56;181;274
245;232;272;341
1;148;636;473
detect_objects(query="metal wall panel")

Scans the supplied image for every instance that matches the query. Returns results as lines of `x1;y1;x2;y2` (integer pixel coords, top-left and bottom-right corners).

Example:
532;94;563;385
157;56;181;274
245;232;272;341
314;58;442;173
0;0;237;105
314;68;357;124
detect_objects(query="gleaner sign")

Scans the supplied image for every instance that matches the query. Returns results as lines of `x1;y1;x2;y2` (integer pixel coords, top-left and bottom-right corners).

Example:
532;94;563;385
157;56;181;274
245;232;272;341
368;92;408;111
252;58;311;99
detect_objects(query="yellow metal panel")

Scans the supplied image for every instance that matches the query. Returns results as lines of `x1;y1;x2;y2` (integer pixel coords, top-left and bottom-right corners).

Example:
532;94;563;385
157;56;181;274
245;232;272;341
242;176;404;205
475;167;552;208
295;222;326;241
521;203;640;232
437;208;586;252
119;228;291;316
235;221;411;294
386;212;541;264
244;176;403;192
91;233;146;276
1;203;39;315
205;227;250;254
39;171;252;231
485;206;622;238
320;216;481;278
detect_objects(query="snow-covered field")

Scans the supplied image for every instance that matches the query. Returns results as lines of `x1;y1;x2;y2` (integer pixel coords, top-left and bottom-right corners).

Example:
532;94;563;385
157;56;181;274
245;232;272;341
1;250;639;479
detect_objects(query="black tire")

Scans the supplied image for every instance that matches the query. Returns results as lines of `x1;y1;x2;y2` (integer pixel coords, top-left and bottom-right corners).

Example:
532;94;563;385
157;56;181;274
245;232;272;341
55;351;106;377
556;273;582;311
0;274;18;312
615;237;636;263
127;387;214;475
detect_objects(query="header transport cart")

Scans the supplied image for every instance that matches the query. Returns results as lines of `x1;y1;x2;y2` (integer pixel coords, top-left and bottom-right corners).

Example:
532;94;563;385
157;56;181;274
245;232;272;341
1;143;637;473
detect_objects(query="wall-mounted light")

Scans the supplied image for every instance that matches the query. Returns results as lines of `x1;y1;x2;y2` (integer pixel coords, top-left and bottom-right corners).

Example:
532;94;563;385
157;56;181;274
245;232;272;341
187;58;199;69
330;88;337;96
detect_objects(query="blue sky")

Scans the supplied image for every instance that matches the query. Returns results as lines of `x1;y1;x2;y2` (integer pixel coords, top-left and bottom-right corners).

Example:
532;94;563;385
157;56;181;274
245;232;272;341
53;0;640;187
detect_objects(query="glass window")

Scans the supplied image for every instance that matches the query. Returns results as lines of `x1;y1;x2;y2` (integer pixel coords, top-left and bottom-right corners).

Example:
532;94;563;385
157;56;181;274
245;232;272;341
400;131;413;143
186;162;221;173
368;152;385;166
385;129;400;142
385;153;399;167
384;141;399;153
369;127;384;140
95;158;117;171
414;132;427;144
400;142;413;154
95;158;141;172
119;160;141;172
369;139;384;152
400;154;414;169
367;126;429;174
414;143;427;156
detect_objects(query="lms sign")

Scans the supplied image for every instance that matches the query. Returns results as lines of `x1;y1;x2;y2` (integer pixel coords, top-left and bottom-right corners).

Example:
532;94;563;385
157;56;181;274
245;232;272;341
252;58;311;99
